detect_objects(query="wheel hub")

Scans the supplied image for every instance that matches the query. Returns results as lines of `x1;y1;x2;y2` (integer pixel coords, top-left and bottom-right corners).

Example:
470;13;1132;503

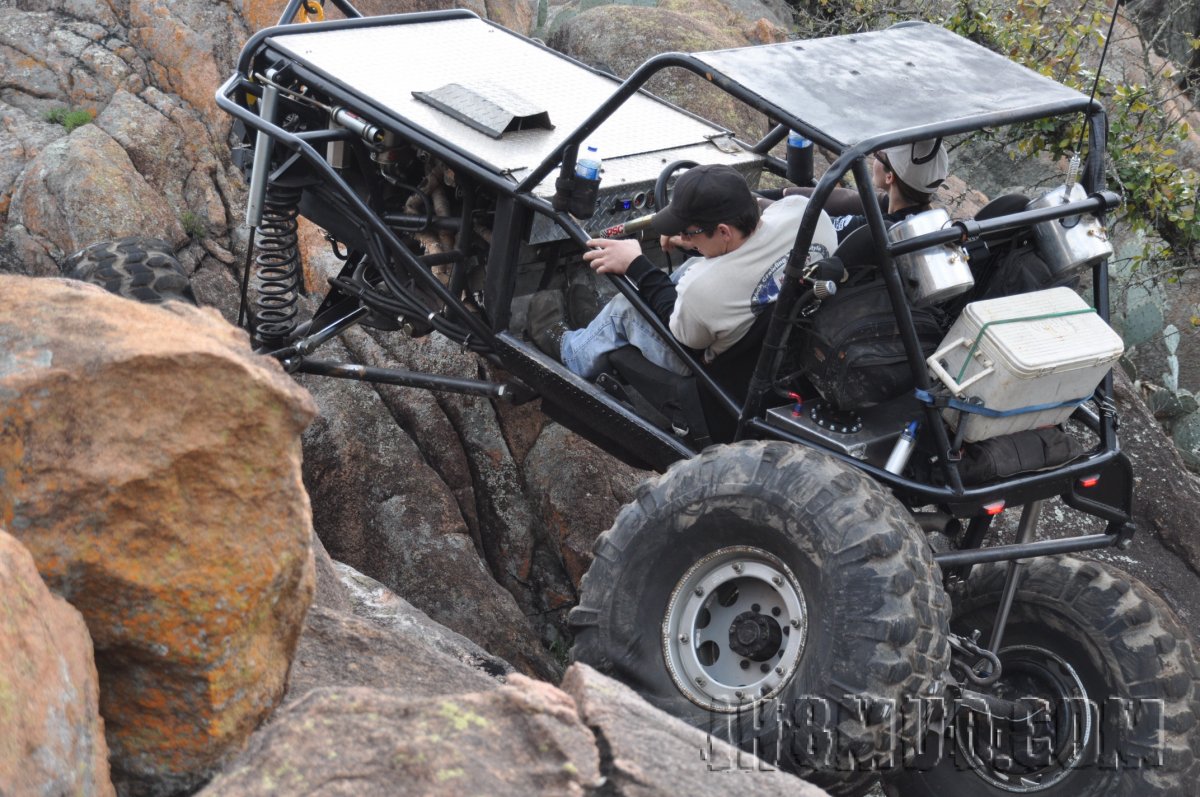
957;644;1092;793
662;546;808;713
729;611;783;661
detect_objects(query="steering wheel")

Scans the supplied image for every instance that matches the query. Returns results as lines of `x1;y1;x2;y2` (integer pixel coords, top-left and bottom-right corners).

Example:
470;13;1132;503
653;160;700;270
653;159;698;212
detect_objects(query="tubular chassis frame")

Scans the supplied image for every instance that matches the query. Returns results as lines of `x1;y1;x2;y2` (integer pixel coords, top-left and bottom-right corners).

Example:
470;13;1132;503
216;1;1136;576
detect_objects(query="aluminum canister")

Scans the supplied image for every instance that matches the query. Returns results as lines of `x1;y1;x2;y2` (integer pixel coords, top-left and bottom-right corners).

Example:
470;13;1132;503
886;208;974;306
1026;182;1113;278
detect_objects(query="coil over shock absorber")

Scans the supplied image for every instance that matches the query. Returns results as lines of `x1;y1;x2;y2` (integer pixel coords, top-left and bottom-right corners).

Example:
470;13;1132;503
252;183;303;345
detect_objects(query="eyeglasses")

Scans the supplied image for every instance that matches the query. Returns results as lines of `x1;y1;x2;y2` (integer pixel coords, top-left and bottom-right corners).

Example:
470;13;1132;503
680;225;713;239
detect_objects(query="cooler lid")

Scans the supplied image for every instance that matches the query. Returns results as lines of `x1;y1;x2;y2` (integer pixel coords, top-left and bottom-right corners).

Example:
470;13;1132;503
961;288;1125;378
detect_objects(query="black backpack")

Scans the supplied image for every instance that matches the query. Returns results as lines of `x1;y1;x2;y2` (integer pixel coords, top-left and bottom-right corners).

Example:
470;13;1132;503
799;278;946;411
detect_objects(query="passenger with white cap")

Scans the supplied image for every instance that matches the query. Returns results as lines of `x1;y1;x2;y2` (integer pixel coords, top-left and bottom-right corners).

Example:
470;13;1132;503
782;137;950;242
833;138;949;240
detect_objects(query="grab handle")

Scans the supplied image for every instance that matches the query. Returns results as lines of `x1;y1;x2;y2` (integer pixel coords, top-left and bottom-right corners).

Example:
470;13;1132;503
927;337;994;396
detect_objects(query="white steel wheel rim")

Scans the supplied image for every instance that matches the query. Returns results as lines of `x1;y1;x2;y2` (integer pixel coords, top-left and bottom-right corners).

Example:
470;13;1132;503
662;545;808;713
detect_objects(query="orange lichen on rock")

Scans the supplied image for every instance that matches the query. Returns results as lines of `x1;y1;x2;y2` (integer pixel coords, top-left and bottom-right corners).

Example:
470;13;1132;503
0;275;317;793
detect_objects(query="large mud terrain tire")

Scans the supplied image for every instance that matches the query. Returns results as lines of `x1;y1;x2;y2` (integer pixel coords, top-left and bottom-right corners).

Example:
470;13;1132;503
570;441;951;796
65;237;196;305
890;555;1200;797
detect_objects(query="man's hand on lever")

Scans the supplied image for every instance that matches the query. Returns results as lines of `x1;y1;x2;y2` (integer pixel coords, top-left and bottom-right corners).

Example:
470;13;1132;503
583;237;643;276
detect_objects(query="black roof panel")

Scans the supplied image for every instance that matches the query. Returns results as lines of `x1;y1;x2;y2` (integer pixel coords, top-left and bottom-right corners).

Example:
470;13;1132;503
692;22;1092;149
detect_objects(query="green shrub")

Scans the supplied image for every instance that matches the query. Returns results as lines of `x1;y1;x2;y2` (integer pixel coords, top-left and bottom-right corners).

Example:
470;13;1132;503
180;210;208;239
941;0;1198;272
787;0;1200;273
44;106;94;133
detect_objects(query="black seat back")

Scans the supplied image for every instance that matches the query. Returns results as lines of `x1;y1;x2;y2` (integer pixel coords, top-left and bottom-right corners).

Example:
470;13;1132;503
833;225;878;269
949;193;1073;315
699;310;775;442
976;193;1031;222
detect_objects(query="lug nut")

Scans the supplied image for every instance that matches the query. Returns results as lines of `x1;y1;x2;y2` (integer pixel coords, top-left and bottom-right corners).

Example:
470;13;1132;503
772;575;782;586
735;690;745;700
694;586;705;596
732;563;743;574
679;633;689;644
775;666;784;675
695;676;707;687
790;618;800;628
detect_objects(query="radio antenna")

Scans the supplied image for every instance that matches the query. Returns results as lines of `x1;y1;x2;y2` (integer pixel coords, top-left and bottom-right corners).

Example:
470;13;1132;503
1066;0;1124;196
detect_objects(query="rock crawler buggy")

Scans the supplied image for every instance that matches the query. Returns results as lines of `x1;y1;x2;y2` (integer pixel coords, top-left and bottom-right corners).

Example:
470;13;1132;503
208;3;1200;794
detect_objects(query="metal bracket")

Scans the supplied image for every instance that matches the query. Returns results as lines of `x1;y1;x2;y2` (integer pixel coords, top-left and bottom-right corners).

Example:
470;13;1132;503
704;133;744;154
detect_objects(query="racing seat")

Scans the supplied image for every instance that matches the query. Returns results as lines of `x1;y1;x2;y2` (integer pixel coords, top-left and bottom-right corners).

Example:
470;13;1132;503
947;192;1070;315
595;310;775;447
832;225;877;269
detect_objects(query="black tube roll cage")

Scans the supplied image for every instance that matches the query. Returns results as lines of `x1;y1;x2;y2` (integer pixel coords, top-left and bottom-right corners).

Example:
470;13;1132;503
216;3;1136;574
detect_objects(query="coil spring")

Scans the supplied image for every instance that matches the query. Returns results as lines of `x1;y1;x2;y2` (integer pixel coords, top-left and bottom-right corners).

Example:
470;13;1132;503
253;184;303;342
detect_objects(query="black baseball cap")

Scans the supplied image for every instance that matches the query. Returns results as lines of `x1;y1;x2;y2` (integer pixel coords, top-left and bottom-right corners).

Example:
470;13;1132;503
650;164;758;236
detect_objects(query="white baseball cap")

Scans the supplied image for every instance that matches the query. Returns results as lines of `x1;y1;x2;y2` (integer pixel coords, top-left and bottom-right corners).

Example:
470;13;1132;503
882;138;948;192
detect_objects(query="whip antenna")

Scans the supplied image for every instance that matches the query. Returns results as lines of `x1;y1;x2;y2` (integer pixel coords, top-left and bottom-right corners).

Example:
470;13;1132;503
1065;0;1124;196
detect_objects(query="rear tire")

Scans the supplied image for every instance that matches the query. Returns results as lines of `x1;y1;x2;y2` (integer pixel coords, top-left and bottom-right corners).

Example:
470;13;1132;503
888;555;1200;796
569;441;951;796
65;237;196;305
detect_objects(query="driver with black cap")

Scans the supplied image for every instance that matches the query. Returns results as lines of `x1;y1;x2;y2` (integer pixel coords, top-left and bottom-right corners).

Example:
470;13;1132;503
528;163;836;379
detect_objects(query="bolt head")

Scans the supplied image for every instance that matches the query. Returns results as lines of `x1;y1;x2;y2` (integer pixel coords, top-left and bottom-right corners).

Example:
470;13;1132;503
790;618;800;628
771;575;783;586
735;690;745;700
695;676;706;686
732;563;743;574
679;633;689;644
694;586;705;596
775;666;784;675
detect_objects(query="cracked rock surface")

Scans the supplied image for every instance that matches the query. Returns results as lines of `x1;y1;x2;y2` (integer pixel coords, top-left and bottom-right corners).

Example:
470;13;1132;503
201;662;829;797
0;0;651;681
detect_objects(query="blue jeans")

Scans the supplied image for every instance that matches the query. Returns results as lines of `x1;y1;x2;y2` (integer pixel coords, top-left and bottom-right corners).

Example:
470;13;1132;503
560;293;690;379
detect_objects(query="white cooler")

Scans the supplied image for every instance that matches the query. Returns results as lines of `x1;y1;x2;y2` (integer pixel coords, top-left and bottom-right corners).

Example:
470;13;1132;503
927;287;1124;442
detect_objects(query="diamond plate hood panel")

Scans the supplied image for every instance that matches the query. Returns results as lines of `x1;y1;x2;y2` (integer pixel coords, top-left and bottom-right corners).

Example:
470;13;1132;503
266;17;737;182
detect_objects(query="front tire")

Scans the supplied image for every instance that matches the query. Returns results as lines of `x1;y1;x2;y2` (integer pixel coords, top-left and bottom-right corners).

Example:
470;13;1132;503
889;555;1200;796
569;441;951;795
65;236;196;305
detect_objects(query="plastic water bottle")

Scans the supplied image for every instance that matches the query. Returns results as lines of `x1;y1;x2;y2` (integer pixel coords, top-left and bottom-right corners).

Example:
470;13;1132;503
575;145;601;181
787;130;810;150
786;131;813;187
884;421;919;475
